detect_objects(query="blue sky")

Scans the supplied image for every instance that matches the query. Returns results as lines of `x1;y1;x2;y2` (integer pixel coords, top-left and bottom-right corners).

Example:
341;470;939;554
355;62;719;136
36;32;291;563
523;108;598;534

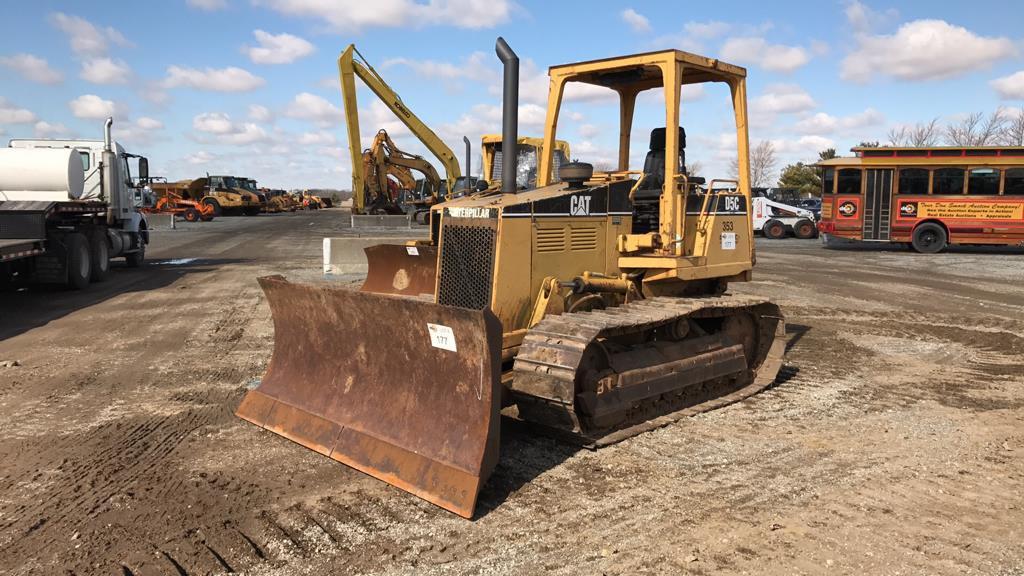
1;0;1023;189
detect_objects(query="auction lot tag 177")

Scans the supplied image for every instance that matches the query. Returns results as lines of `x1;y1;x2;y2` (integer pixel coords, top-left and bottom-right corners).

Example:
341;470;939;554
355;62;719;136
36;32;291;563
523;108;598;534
721;232;736;250
427;323;457;352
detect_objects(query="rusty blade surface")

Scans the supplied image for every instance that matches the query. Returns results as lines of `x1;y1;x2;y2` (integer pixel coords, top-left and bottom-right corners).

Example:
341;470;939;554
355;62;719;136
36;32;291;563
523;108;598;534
237;275;502;518
361;244;438;296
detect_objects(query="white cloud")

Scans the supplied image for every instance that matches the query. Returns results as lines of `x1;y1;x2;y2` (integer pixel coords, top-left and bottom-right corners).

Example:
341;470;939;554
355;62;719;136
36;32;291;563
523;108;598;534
284;92;344;126
297;130;337;145
256;0;512;31
163;65;265;92
68;94;117;119
112;117;165;144
771;135;835;156
844;0;898;32
49;12;130;56
136;117;164;130
794;108;884;135
578;124;600;138
80;57;132;84
621;9;651;33
0;98;37;124
751;84;816;115
187;0;228;10
244;30;315;65
248;104;273;122
193;112;235;134
721;37;811;73
0;54;62;84
34;121;71;138
185;150;217;164
685;21;732;39
192;112;268;145
842;20;1016;83
317;146;346;159
991;71;1024;100
384;51;495;83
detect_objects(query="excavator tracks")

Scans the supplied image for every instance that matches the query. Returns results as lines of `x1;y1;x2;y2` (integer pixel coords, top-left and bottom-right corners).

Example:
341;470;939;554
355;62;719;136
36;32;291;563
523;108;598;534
510;295;786;447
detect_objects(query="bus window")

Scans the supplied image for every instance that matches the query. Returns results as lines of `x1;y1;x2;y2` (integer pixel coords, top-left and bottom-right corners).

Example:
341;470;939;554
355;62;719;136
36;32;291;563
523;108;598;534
836;168;861;195
898;168;928;195
933;167;965;195
821;167;834;195
1005;168;1024;195
967;167;1000;196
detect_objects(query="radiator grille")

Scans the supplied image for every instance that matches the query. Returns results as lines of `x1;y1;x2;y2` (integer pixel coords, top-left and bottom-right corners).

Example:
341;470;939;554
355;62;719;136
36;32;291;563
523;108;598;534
536;227;565;253
570;226;598;251
437;223;497;310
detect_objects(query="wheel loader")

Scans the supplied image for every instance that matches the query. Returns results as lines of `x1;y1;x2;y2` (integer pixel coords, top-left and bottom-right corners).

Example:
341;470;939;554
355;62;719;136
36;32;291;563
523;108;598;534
237;39;785;519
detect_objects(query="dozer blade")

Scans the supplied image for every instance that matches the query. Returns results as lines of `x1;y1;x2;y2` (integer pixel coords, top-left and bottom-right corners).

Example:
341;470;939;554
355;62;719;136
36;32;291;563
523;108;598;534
361;244;438;296
237;275;502;518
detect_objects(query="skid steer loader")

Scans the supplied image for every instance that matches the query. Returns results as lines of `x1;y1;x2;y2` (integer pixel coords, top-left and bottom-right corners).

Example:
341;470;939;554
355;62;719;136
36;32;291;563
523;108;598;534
237;38;786;519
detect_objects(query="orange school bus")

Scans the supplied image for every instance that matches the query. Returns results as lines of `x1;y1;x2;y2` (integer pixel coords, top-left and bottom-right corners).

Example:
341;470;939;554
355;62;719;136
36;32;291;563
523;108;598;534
817;146;1024;253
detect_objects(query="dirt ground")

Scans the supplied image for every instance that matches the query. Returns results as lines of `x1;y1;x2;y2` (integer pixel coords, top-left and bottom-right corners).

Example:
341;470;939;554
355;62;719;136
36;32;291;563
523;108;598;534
1;209;1022;576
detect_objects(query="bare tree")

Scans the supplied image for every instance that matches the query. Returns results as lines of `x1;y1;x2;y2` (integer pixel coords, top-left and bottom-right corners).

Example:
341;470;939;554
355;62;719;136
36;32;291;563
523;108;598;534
945;109;1007;146
887;118;940;146
728;142;778;187
749;141;777;188
999;108;1024;146
886;126;908;147
685;160;703;178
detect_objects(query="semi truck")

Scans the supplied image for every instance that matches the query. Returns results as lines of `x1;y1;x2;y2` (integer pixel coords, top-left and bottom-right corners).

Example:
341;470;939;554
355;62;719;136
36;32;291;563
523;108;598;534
0;118;151;289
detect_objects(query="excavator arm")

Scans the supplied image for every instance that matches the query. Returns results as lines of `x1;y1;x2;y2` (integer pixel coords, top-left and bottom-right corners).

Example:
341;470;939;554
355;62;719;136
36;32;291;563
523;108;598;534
339;45;461;214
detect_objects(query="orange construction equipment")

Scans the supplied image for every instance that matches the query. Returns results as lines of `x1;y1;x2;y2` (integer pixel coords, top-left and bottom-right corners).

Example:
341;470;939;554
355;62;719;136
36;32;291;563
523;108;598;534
148;179;215;222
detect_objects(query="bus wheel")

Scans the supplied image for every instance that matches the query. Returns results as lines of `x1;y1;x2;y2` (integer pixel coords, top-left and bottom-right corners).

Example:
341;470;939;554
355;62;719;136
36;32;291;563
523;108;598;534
793;219;816;239
912;223;947;254
763;219;786;239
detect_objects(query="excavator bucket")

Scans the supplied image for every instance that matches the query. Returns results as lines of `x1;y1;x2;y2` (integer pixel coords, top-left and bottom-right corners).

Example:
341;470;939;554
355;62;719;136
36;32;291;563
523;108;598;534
361;244;438;296
237;275;502;518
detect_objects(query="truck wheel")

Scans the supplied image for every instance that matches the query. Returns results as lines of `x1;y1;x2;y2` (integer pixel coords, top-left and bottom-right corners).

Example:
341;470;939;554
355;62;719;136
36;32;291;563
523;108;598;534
66;233;92;290
763;219;786;239
203;198;222;217
184;207;200;222
90;232;111;282
912;223;947;254
125;233;146;268
793;218;816;239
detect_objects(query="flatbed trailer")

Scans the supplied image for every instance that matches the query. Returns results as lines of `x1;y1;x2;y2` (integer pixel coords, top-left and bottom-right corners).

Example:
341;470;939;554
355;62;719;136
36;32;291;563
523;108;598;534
0;200;136;289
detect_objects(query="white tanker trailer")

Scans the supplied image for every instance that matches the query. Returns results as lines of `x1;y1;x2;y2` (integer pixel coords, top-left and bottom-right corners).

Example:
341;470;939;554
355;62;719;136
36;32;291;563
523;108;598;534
0;118;151;289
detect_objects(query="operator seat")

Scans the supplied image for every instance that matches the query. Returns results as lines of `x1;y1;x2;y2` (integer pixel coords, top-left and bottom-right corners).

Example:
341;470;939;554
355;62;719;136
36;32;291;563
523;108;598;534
634;127;698;201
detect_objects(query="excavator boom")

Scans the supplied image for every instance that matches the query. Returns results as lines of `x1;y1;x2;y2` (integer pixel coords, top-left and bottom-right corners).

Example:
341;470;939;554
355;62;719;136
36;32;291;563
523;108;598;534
339;45;461;214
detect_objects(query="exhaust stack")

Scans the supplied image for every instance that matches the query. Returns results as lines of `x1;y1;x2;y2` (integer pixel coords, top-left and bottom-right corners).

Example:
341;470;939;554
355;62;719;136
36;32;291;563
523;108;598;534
495;37;518;193
463;135;471;193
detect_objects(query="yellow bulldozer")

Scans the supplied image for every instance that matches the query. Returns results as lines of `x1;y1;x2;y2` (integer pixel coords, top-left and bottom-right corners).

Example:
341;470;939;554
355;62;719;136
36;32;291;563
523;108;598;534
237;39;785;519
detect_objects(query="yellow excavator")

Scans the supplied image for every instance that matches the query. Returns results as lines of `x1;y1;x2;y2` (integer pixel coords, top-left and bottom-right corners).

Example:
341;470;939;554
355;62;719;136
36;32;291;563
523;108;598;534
362;127;447;219
339;44;462;215
481;134;571;189
237;38;786;519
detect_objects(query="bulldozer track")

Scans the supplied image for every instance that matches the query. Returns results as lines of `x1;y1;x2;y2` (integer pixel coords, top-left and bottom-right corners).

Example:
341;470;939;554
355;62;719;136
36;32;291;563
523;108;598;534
512;294;786;446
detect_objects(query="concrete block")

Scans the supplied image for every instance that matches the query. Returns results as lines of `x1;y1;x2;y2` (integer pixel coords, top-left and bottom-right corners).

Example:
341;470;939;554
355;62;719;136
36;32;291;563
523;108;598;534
323;237;422;277
350;214;413;229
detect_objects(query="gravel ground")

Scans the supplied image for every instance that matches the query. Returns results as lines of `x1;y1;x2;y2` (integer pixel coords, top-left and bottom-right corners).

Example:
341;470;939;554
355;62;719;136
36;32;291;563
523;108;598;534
0;210;1021;575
